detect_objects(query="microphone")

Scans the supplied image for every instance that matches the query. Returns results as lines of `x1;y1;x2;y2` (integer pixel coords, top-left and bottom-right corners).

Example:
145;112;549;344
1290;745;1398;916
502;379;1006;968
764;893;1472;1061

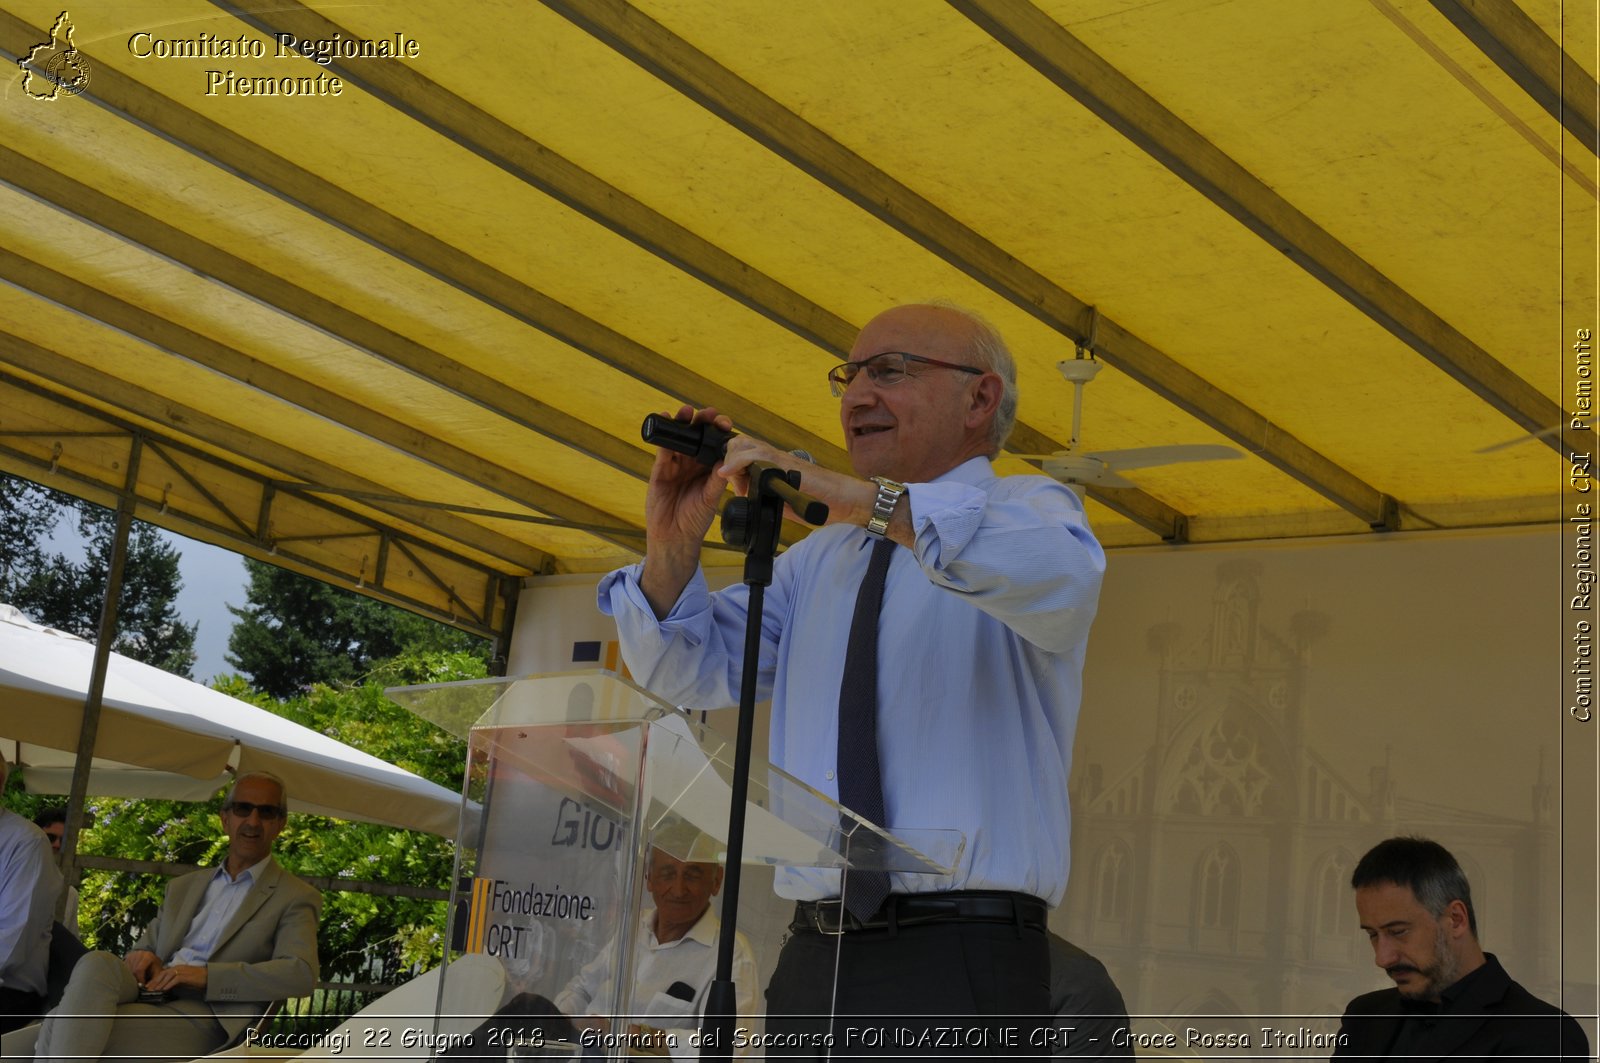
641;414;735;466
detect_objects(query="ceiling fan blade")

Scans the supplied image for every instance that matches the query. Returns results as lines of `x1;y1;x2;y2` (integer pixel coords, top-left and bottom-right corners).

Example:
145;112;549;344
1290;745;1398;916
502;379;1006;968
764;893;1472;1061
1089;444;1244;471
1082;469;1139;489
1037;455;1139;489
1475;424;1564;453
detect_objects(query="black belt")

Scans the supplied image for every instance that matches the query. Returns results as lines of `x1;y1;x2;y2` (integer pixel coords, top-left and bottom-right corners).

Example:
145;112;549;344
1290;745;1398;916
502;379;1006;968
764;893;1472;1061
791;890;1047;935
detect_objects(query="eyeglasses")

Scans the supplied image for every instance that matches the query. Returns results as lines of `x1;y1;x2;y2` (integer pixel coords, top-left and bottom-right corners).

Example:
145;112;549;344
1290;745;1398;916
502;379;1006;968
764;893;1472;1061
827;350;984;398
224;801;285;821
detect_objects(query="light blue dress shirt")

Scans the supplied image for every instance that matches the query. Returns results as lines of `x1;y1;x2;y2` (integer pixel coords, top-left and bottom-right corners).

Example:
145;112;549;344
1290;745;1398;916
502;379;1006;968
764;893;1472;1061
599;457;1105;906
168;856;269;966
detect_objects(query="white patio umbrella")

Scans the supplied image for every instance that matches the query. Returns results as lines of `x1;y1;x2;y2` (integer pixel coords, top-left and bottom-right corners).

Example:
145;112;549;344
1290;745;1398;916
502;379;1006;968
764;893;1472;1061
0;603;464;838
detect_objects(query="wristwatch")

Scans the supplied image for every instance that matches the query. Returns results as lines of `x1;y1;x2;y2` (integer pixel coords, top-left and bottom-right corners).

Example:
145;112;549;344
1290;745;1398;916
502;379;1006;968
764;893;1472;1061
864;476;907;539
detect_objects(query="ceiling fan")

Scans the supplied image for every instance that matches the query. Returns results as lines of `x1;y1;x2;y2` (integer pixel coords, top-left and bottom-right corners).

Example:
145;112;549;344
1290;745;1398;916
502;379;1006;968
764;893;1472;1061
1014;355;1243;493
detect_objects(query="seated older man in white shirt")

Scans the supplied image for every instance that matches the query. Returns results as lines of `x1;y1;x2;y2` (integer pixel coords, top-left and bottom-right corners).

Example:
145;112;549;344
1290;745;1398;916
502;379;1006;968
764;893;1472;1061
555;847;757;1040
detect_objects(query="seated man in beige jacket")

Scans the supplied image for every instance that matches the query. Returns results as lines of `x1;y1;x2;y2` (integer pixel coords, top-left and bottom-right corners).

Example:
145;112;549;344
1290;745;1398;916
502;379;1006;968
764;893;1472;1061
36;772;320;1062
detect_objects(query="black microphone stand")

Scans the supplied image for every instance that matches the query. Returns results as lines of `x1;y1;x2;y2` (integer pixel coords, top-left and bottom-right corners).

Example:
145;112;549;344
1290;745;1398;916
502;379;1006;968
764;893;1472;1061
700;461;827;1062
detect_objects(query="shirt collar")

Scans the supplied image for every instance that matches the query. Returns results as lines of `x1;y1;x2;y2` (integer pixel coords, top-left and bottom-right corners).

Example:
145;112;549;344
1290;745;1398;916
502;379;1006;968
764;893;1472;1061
1436;953;1497;1011
933;456;996;487
683;906;719;946
650;905;719;949
215;854;272;885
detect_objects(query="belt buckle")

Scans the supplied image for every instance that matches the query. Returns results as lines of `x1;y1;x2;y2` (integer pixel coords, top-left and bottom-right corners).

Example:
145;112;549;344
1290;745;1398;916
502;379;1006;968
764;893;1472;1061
810;899;849;936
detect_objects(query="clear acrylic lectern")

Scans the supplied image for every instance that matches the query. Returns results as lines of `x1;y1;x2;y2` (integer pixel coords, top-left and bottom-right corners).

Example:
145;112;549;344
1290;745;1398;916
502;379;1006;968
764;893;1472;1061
386;670;963;1060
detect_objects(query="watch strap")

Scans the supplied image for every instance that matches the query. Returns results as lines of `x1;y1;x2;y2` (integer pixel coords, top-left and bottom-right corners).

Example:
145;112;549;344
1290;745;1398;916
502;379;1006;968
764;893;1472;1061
864;476;907;538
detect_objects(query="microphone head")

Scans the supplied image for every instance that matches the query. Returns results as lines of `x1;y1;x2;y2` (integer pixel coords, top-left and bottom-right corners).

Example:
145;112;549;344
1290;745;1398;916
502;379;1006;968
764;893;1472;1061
641;413;733;465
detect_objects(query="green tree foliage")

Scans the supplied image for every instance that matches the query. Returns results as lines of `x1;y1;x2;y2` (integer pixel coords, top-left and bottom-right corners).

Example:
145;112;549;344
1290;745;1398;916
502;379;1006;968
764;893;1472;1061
0;475;55;589
73;796;221;955
0;473;197;677
226;560;486;698
3;487;489;985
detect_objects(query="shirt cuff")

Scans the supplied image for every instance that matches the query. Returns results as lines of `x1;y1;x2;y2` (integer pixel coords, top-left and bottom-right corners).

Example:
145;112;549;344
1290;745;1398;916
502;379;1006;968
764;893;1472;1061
596;565;714;643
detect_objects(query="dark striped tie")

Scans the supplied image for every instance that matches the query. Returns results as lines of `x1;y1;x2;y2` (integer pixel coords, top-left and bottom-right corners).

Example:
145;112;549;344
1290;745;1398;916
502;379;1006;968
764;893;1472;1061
836;536;896;920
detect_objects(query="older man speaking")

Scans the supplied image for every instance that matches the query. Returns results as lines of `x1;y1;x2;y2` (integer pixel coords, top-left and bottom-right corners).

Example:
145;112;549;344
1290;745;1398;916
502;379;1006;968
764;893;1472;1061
601;303;1105;1051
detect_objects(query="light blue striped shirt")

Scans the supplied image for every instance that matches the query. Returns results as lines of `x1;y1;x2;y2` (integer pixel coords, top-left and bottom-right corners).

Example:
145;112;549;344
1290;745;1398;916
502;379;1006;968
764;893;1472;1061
168;857;268;966
599;457;1104;905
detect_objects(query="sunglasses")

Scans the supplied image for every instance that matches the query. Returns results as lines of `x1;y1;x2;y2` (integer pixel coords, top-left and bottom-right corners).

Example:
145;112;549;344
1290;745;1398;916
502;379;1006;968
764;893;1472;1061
223;800;285;821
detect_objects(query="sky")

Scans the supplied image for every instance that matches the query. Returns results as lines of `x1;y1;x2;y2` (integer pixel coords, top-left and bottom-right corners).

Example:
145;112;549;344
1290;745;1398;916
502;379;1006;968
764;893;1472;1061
42;519;249;684
165;530;250;683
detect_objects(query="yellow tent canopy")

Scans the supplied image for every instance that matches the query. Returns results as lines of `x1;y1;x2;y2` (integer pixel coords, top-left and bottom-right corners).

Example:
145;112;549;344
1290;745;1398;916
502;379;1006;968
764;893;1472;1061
0;0;1592;645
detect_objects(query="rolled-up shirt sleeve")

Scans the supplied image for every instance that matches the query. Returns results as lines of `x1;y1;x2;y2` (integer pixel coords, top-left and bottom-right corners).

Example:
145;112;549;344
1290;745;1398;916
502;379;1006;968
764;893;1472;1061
907;474;1104;653
598;565;780;709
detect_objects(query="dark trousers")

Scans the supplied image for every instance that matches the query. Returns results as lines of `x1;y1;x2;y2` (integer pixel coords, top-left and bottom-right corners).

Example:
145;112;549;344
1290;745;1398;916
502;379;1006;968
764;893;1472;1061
764;917;1051;1058
0;986;45;1034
